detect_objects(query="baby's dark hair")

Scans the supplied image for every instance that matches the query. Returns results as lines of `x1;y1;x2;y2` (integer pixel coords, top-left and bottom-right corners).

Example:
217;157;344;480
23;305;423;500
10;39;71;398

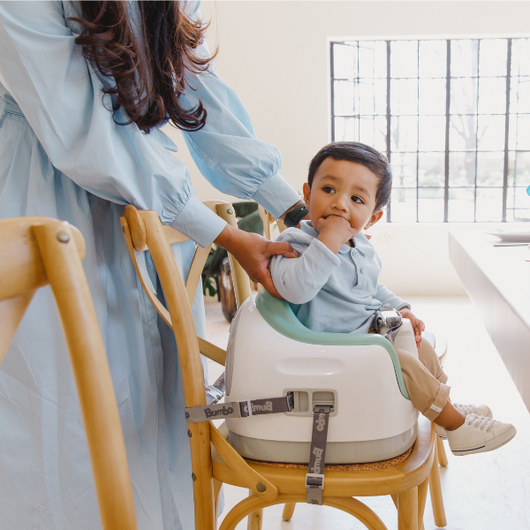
307;142;392;212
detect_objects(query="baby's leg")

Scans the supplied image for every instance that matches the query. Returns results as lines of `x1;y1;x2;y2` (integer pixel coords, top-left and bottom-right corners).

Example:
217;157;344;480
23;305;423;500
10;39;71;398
395;344;451;422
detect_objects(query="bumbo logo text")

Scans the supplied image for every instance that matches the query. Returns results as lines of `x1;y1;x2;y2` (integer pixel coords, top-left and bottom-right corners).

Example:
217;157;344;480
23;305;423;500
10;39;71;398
310;447;324;473
316;413;327;431
204;405;234;419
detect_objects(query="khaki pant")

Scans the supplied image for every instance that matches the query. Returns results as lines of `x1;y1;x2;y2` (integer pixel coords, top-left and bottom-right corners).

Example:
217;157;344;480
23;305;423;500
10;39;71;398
371;326;450;421
397;336;450;421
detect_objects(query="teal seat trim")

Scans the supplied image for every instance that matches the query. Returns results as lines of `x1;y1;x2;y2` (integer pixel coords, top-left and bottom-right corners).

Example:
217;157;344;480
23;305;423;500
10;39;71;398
255;290;410;400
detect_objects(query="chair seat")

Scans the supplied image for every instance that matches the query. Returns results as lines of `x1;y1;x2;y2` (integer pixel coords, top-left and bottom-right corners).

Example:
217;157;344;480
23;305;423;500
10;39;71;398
212;417;435;498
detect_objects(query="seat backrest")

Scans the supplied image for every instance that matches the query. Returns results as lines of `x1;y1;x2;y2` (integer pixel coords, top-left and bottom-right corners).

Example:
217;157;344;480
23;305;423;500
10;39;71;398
0;217;137;530
121;204;282;530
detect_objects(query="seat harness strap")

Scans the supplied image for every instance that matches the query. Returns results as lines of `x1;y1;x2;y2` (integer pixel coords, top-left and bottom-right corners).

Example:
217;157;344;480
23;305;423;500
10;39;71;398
185;392;294;423
305;405;332;505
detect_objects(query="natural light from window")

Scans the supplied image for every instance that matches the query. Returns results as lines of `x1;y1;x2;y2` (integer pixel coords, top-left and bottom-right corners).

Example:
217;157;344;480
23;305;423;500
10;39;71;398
331;38;530;223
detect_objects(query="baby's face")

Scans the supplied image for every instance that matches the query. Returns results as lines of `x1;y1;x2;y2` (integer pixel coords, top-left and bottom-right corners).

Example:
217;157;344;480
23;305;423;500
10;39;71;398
303;157;382;235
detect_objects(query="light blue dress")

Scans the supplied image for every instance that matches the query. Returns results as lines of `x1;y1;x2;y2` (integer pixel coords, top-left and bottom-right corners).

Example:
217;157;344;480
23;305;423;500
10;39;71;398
0;2;300;529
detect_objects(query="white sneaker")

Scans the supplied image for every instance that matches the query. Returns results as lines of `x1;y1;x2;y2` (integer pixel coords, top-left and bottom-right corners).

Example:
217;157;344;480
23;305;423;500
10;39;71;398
446;413;516;456
434;403;493;440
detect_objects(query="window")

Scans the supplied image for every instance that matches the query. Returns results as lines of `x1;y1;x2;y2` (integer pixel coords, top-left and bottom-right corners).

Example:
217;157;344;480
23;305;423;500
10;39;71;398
331;38;530;222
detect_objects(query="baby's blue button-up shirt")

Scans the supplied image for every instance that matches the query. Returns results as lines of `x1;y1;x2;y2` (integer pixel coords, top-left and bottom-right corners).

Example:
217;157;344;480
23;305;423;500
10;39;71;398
270;221;410;334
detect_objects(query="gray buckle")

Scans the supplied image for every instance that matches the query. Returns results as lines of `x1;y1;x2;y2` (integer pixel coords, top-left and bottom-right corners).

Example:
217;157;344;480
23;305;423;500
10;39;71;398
305;473;325;505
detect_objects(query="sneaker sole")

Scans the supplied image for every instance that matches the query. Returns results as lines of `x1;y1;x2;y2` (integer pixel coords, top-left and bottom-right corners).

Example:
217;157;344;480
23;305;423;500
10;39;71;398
450;425;517;456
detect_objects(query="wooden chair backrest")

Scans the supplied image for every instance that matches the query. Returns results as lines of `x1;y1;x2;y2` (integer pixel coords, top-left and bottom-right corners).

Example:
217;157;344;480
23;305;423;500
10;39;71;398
120;203;279;529
258;205;287;241
0;216;137;530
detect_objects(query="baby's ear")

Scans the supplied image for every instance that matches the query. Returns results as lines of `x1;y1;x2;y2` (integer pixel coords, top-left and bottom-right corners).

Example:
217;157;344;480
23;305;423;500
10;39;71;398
303;182;311;205
365;209;383;230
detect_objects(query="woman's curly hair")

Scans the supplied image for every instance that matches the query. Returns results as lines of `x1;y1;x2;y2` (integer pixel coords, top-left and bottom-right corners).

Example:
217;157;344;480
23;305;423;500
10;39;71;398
71;1;214;132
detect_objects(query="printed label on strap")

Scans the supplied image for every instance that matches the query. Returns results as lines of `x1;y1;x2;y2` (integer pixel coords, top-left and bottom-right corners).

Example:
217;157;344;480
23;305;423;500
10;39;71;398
185;393;294;423
306;405;332;505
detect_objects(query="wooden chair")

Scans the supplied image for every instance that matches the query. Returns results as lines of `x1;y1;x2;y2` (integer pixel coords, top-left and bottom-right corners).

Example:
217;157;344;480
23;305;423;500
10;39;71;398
0;217;137;530
121;203;447;530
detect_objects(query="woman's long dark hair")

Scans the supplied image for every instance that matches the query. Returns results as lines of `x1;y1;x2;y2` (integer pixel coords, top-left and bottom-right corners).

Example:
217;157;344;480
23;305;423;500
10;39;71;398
71;1;213;132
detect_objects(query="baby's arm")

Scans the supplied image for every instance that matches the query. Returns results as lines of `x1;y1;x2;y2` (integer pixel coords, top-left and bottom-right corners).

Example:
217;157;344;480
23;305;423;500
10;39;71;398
270;233;341;304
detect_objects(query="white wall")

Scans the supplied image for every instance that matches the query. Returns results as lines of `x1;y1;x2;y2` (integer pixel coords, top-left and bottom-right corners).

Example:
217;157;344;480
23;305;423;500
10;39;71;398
162;1;530;296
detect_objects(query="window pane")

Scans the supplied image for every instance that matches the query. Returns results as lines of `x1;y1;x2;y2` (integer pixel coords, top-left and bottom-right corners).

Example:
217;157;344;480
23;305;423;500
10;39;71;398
448;188;475;221
391;152;417;187
478;77;506;114
477;115;506;151
449;152;476;186
418;153;445;186
509;151;530;186
390;188;417;222
511;39;530;77
476;152;504;186
358;79;387;115
451;40;479;77
510;77;530;114
391;79;418;115
391;116;418;151
333;43;357;79
479;39;507;77
358;41;387;78
514;186;530;209
419;116;446;151
418;188;445;222
334;117;354;141
419;79;446;115
451;77;478;114
514;114;530;150
336;116;388;149
419;40;447;78
391;41;418;78
475;188;503;221
333;80;356;115
449;115;477;151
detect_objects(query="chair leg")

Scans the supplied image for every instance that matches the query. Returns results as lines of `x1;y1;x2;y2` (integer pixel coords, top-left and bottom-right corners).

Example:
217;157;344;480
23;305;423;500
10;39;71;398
436;437;449;467
397;487;418;530
418;478;429;530
247;490;263;530
429;445;447;527
282;502;296;521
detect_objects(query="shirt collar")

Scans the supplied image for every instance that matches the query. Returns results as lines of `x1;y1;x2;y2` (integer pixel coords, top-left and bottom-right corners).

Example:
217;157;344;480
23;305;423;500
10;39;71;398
299;221;375;258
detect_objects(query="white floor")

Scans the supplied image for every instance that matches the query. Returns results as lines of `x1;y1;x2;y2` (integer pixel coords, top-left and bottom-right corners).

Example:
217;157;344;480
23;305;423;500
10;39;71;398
204;295;530;530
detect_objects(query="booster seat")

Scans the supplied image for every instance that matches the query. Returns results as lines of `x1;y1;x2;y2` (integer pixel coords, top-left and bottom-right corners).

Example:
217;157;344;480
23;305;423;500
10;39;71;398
225;290;419;464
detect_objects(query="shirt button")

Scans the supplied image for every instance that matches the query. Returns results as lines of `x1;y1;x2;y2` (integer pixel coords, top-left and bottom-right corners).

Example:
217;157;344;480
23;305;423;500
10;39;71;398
359;268;364;274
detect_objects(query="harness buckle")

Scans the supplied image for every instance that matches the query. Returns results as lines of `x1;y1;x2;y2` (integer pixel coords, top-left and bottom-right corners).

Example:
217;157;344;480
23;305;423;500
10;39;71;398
305;473;325;505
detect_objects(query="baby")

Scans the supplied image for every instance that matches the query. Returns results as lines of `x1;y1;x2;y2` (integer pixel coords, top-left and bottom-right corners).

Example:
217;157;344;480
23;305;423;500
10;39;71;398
270;141;516;456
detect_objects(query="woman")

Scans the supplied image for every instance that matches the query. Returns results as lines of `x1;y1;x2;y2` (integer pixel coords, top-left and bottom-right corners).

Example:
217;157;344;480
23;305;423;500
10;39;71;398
0;2;301;528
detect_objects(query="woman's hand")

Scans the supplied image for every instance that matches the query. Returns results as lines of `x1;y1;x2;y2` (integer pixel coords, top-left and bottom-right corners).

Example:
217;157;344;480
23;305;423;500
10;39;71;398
214;224;298;298
399;308;425;348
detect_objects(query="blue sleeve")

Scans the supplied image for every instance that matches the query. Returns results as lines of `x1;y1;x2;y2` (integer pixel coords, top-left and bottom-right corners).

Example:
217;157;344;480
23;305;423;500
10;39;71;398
179;6;301;220
374;282;411;311
269;230;341;304
0;1;225;247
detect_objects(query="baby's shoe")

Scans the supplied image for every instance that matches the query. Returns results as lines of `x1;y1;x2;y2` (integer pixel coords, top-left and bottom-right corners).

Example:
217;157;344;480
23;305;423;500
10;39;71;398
434;403;492;440
445;413;516;456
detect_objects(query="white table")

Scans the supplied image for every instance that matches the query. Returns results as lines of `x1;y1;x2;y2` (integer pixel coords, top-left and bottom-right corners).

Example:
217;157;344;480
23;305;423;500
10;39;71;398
449;230;530;412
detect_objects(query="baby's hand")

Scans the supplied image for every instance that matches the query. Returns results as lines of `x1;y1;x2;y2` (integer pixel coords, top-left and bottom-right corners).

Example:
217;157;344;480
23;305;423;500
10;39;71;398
316;216;357;254
399;308;425;348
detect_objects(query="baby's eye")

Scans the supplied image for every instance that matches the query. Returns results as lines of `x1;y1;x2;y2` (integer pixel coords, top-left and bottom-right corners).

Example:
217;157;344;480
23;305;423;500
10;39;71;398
351;195;364;204
322;186;335;194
